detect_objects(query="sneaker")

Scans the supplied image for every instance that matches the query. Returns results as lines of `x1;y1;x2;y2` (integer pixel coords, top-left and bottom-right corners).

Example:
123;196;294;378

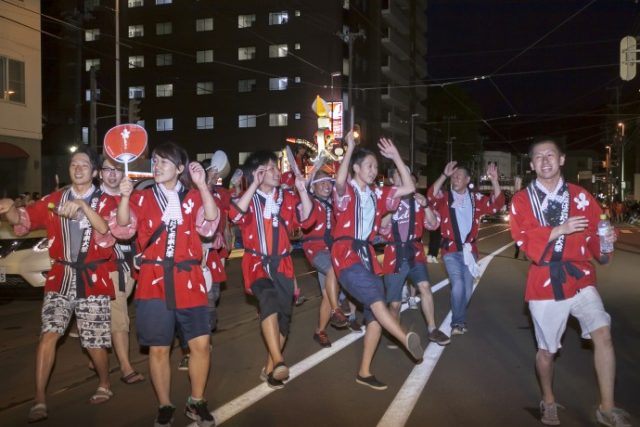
428;328;451;346
154;405;176;427
329;308;349;329
313;330;332;348
266;373;285;390
539;401;561;426
294;294;307;306
348;319;363;332
408;296;419;310
356;374;388;391
185;399;215;427
405;332;423;360
596;407;632;427
451;325;468;336
178;355;190;371
426;255;435;263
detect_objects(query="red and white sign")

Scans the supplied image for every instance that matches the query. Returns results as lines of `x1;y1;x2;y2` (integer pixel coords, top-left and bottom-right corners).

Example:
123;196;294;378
328;101;343;139
103;124;147;164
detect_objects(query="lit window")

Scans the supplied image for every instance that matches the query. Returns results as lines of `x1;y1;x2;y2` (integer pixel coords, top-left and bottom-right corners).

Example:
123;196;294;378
128;0;143;7
156;0;171;4
269;113;288;127
294;43;301;50
269;12;288;25
85;28;100;41
238;79;256;93
128;55;144;69
156;53;172;66
156;118;173;131
136;120;145;128
269;77;288;91
196;18;214;32
294;76;301;83
196;50;214;63
156;83;173;97
238;14;256;28
82;127;89;143
196;116;214;129
294;113;301;119
156;22;172;35
196;82;213;95
269;44;288;58
238;47;256;61
85;89;101;101
128;86;145;99
0;57;25;103
238;115;257;128
128;25;144;38
85;58;100;71
295;10;301;17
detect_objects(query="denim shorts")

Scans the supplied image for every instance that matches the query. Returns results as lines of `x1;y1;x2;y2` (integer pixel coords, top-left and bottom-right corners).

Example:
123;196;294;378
384;261;430;303
311;251;333;290
135;298;210;347
338;263;385;324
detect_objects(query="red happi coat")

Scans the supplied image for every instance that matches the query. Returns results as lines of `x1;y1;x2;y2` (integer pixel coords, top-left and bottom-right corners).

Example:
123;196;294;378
380;196;441;275
427;186;505;256
331;182;400;277
204;186;231;283
229;188;309;293
509;183;602;301
110;186;219;309
301;195;334;263
14;188;117;298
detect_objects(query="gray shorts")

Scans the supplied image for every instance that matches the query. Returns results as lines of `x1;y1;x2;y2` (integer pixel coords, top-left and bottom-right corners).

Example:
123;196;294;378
311;251;332;290
41;290;112;349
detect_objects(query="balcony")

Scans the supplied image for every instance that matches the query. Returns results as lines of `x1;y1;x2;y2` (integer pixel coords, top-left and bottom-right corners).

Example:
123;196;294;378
381;111;410;136
381;85;410;109
382;27;408;59
381;0;409;35
381;55;411;83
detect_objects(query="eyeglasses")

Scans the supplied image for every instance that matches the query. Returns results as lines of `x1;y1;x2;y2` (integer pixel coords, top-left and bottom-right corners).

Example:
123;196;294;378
101;167;123;174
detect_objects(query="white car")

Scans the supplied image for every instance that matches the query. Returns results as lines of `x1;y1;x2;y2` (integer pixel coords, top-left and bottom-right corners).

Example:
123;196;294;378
0;221;51;288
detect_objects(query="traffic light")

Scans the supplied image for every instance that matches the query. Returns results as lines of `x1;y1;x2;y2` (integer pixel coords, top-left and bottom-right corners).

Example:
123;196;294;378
620;36;637;81
128;99;142;123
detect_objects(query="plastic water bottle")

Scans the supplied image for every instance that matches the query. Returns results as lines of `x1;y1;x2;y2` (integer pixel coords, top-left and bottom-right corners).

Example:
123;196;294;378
597;214;614;254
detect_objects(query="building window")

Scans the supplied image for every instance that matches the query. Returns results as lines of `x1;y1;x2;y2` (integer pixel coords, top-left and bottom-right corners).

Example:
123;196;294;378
294;113;301;119
196;116;214;129
128;86;145;99
82;127;89;143
295;10;301;17
294;43;301;50
196;18;214;32
136;120;145;128
196;50;214;63
85;58;100;71
238;79;256;93
156;118;173;131
238;115;257;128
128;25;144;38
196;82;213;95
156;53;172;66
269;77;288;91
269;12;288;25
128;0;143;7
269;44;288;58
84;0;99;11
156;22;172;35
269;113;288;127
128;55;144;69
0;57;25;103
238;14;256;28
85;89;101;101
156;0;171;4
294;76;301;83
85;28;100;41
156;83;173;97
238;47;256;61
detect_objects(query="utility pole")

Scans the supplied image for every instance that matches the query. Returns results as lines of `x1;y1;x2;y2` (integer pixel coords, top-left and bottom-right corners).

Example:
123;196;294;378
338;28;365;131
410;113;419;172
115;0;121;125
444;115;456;163
90;66;97;150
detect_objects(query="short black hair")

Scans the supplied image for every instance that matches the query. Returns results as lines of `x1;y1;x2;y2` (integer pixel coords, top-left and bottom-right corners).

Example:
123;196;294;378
73;145;100;171
242;151;278;185
350;147;376;173
152;142;191;187
528;136;564;158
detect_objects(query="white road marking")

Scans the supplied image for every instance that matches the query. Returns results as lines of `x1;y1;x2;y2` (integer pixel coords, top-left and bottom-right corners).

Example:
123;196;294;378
376;241;514;427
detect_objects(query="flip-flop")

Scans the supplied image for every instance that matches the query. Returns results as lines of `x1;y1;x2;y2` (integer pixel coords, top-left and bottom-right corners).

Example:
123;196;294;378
89;386;113;404
120;371;145;385
27;403;47;423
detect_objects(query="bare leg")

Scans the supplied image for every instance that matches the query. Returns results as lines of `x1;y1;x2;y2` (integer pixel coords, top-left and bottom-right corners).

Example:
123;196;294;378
187;335;211;399
370;300;407;343
591;326;616;412
261;313;285;372
85;347;111;391
389;301;401;321
536;349;555;404
34;332;61;404
149;346;172;406
112;331;136;376
358;320;382;377
417;281;436;329
265;334;286;373
317;288;331;332
325;268;340;311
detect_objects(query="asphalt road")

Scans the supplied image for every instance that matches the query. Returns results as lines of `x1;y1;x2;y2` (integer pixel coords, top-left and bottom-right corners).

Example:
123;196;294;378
0;223;638;427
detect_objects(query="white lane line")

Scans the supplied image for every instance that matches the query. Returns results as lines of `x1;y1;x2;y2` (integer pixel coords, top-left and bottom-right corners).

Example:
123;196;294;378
376;241;514;427
191;230;513;426
619;229;632;234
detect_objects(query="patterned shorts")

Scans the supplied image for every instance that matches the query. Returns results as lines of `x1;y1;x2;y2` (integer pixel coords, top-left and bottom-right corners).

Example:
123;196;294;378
41;290;112;349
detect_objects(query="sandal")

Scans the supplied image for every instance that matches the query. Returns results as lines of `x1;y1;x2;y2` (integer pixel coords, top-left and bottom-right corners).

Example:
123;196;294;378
120;371;145;385
27;403;47;423
89;386;113;404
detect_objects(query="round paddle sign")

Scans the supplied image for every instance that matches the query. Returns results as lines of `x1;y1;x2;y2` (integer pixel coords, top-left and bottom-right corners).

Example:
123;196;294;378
103;124;148;164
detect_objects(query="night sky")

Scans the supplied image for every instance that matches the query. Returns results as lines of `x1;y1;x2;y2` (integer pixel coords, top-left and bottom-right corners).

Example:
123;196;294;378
427;0;640;153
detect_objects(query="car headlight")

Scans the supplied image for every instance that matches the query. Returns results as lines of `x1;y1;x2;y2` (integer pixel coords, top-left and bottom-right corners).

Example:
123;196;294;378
33;238;52;253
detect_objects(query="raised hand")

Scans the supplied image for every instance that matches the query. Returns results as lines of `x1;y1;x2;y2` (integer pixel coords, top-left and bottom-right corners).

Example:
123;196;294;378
486;162;499;182
119;177;133;198
345;130;357;150
443;161;458;177
189;162;206;187
378;137;400;160
414;193;427;207
252;166;266;188
294;174;308;194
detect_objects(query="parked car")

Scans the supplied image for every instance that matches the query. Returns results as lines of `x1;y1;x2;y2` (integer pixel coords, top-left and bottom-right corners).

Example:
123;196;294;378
0;221;51;288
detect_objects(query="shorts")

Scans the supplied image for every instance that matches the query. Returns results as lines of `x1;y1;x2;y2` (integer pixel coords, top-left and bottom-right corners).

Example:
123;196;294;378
528;286;611;353
110;271;135;333
41;291;111;349
135;298;210;347
250;273;294;336
384;261;430;303
311;251;333;290
338;263;385;324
